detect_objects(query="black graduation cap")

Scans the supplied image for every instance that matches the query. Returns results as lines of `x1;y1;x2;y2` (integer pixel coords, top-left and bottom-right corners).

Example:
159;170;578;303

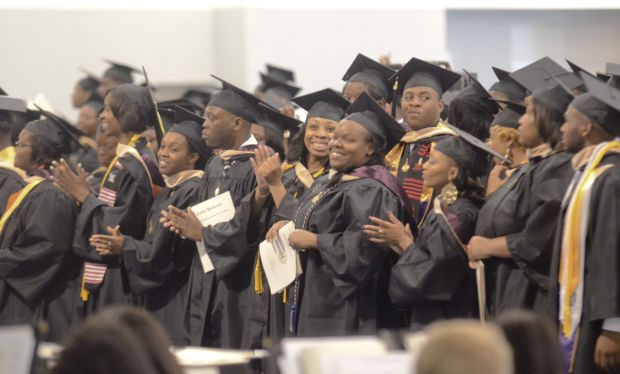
182;89;213;113
489;66;527;103
292;88;350;122
102;59;141;84
490;99;526;129
209;75;264;124
530;70;575;116
76;68;102;101
342;53;396;101
266;64;296;83
455;70;500;115
566;60;596;79
509;57;583;94
343;92;406;150
0;87;6;96
25;105;86;155
0;96;27;113
255;102;302;139
604;62;620;89
435;122;510;176
167;105;211;163
571;72;620;136
158;98;203;115
389;57;462;96
260;73;301;107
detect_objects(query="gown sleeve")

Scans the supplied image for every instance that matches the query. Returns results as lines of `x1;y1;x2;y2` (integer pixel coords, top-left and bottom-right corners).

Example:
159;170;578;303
73;165;154;263
313;183;406;299
0;185;77;302
505;155;573;290
389;204;477;306
121;182;199;295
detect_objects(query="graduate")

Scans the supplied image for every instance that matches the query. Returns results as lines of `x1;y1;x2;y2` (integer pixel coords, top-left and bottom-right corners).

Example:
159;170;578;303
259;73;301;110
53;84;163;317
97;60;141;98
385;57;461;222
89;106;211;346
0;114;83;342
365;125;505;330
265;92;409;336
488;66;527;107
0;95;28;163
87;124;120;193
549;73;620;374
162;76;264;348
250;102;300;156
447;70;500;141
71;70;102;109
342;53;395;108
241;89;348;349
469;58;577;317
254;64;297;100
0;96;29;210
485;99;528;195
71;100;104;174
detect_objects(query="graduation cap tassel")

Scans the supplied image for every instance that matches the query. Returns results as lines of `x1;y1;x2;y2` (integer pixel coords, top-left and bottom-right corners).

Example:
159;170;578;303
142;66;167;141
254;256;264;295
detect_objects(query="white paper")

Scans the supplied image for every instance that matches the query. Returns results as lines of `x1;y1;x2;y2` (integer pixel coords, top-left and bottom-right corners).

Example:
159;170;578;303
190;191;235;227
0;325;36;374
259;222;299;294
301;350;415;374
190;191;235;273
278;336;387;374
196;241;214;273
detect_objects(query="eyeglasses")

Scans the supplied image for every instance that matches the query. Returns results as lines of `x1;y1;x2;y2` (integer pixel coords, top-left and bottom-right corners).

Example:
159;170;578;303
14;143;33;148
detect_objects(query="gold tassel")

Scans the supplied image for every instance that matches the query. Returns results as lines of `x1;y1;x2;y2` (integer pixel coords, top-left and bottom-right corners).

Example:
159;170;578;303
283;288;287;303
80;274;89;302
254;255;264;295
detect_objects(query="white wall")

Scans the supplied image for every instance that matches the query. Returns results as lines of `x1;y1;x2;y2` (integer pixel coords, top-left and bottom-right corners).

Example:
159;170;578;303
0;9;215;119
446;9;620;88
241;8;447;94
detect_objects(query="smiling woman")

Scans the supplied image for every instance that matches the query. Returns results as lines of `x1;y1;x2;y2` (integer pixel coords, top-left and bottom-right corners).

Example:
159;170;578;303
265;93;412;337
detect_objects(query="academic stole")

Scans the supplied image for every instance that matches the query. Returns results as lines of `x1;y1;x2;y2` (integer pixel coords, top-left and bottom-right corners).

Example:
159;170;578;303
0;178;44;235
432;197;487;323
558;140;619;368
286;179;335;333
80;133;145;302
254;163;325;295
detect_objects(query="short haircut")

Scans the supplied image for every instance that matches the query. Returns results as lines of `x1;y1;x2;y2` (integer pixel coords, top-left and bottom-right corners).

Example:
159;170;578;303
416;320;513;374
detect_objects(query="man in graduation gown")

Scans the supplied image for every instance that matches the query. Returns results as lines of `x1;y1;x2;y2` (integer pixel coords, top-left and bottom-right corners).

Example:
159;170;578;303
385;57;461;222
164;76;264;348
550;73;620;374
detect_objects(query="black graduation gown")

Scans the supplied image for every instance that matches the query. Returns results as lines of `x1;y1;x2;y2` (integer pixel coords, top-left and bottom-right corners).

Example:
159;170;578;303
73;137;157;316
0;180;80;342
385;125;455;222
475;148;574;317
121;174;202;346
187;151;258;348
549;152;620;374
286;174;409;337
0;166;26;210
240;164;327;350
389;197;479;331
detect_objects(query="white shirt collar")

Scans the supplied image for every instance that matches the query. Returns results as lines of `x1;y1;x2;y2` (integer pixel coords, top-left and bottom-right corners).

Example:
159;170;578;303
240;134;258;148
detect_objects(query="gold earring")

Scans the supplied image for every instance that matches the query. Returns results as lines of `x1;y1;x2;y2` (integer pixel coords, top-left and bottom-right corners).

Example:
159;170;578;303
503;145;512;162
440;181;458;206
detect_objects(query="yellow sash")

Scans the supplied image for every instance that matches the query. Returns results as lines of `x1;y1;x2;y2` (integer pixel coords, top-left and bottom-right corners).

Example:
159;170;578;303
559;140;619;339
0;178;44;235
100;133;144;192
